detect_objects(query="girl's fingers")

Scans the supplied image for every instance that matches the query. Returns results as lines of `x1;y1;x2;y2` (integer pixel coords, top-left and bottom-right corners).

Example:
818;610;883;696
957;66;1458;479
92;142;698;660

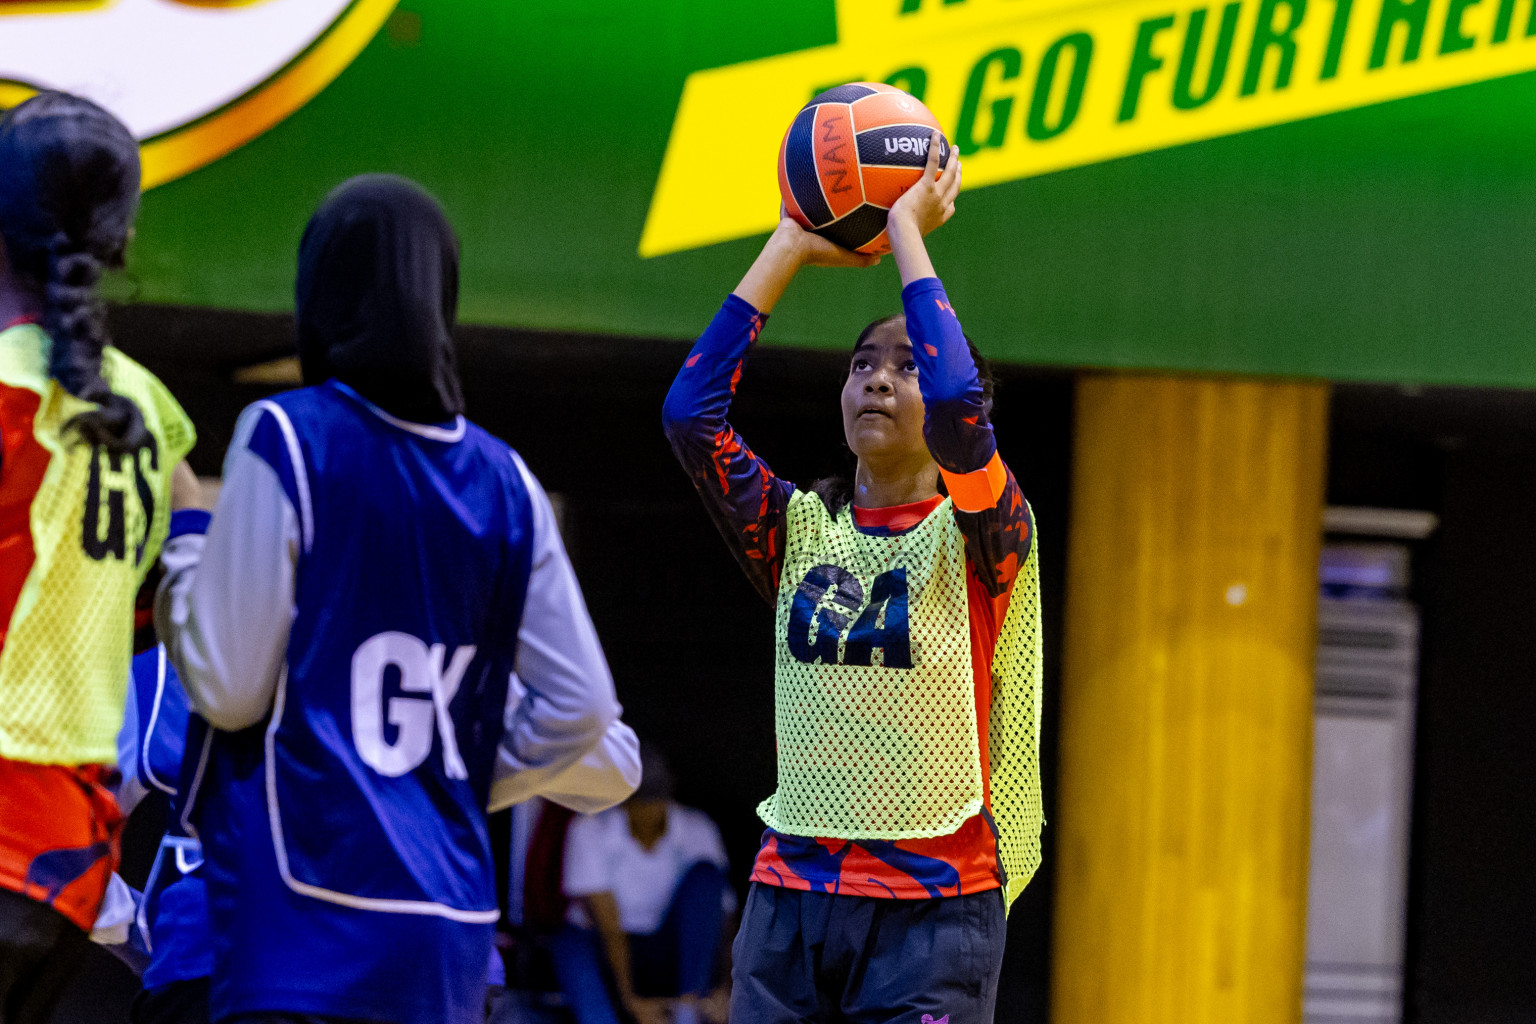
938;148;958;182
941;158;962;202
925;130;944;176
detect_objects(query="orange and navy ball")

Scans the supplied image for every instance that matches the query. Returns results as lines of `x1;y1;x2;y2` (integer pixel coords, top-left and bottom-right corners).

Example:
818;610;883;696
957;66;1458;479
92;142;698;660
776;82;951;255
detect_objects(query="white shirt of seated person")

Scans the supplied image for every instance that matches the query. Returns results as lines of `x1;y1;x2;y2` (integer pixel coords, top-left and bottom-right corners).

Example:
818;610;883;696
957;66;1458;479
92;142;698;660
562;803;734;935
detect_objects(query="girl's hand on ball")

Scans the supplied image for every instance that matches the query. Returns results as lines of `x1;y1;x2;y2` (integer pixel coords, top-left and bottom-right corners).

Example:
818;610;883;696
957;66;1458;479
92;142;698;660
733;211;878;313
885;131;958;285
794;225;882;269
888;131;961;239
775;210;880;269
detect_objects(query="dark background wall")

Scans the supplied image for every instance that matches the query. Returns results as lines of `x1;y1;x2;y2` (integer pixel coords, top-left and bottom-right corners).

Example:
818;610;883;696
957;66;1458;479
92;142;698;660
1332;386;1536;1024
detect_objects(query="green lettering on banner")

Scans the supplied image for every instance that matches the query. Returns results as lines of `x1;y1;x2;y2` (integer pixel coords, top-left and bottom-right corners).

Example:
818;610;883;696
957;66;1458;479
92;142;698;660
1174;3;1243;108
886;66;929;100
1321;0;1354;79
900;0;967;13
1371;0;1431;67
1440;0;1481;52
1242;0;1307;95
1121;14;1176;120
956;46;1022;154
1492;0;1536;42
1028;32;1093;140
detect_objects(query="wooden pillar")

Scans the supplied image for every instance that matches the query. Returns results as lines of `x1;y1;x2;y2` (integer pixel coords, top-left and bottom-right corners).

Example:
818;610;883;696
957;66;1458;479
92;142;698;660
1050;374;1328;1024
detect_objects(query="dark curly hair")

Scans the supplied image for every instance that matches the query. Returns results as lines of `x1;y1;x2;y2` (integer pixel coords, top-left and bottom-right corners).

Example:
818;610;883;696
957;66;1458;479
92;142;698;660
0;91;148;454
811;314;995;515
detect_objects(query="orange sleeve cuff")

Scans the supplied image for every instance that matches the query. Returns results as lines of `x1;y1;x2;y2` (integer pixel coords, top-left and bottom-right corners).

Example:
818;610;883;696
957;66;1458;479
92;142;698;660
941;451;1008;513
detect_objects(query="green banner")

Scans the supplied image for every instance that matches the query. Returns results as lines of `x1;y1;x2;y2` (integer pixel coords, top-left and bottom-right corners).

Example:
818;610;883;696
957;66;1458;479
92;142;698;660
5;1;1536;386
645;0;1536;256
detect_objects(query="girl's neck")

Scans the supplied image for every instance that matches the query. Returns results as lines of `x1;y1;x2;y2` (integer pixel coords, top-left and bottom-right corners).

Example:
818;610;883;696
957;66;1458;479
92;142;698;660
852;456;941;510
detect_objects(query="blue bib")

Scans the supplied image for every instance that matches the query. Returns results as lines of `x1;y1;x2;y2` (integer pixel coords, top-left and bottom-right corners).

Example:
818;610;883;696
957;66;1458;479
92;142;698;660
192;383;534;1023
127;647;213;989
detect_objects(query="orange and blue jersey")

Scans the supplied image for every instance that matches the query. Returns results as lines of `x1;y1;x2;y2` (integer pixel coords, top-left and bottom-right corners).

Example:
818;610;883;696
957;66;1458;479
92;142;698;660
663;278;1033;899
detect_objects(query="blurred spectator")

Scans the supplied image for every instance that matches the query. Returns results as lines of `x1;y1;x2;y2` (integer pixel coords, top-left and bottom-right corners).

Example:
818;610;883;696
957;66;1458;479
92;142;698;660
553;743;733;1024
491;673;651;1024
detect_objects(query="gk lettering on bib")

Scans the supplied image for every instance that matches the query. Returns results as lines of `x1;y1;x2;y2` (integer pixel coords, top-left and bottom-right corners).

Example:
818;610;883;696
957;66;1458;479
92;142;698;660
760;490;983;841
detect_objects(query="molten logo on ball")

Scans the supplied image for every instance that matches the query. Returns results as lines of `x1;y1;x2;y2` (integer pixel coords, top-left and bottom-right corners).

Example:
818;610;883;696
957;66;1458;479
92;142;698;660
0;0;398;189
885;136;931;156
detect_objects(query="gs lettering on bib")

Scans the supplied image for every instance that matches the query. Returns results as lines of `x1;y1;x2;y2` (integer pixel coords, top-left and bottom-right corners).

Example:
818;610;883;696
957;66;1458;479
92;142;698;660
82;438;160;566
759;490;983;841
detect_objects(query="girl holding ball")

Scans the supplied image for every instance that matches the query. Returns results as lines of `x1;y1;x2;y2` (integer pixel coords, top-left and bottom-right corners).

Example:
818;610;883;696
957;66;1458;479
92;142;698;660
663;134;1044;1023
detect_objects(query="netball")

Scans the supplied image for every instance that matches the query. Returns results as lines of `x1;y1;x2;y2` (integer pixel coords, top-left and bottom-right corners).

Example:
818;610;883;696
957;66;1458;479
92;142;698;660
776;82;951;255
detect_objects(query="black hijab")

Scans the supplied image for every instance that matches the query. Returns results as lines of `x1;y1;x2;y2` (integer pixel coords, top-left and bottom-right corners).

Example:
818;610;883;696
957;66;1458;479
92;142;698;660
296;175;465;423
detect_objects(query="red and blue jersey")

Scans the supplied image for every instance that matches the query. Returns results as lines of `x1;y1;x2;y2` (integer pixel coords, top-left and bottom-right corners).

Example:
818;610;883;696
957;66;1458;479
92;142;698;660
663;278;1034;899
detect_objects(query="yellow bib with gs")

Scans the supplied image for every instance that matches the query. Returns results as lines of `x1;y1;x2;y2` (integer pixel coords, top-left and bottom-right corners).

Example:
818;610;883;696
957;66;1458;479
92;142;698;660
0;325;195;765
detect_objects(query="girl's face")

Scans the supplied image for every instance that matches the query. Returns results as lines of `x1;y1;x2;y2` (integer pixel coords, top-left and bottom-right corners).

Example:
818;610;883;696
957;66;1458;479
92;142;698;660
841;319;928;464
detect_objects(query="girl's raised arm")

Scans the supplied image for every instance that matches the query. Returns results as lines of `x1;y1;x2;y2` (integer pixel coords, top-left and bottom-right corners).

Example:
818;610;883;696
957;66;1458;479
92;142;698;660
888;141;1033;595
663;221;873;603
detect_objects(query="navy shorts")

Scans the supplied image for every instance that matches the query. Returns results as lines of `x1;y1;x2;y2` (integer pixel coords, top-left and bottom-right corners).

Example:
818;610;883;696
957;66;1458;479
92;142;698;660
729;883;1007;1024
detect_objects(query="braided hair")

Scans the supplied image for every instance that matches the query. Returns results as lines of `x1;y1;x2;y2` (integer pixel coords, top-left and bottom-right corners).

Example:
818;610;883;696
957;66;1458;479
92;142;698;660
811;314;996;515
0;92;148;454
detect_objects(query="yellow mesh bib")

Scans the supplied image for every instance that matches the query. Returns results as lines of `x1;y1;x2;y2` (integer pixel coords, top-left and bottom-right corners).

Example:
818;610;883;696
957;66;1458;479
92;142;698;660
992;534;1044;909
760;490;983;842
760;489;1045;912
0;326;195;765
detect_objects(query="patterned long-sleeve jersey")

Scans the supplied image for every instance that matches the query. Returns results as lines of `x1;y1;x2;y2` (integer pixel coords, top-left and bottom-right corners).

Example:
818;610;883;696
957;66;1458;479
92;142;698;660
663;278;1034;898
